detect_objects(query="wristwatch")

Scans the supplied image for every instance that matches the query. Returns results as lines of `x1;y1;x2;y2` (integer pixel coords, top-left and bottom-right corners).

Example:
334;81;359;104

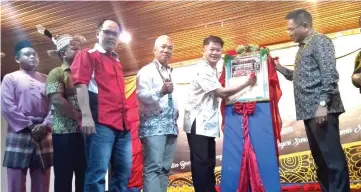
319;100;326;107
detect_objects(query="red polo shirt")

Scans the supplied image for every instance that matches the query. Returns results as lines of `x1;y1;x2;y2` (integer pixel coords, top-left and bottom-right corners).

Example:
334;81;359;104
71;44;129;131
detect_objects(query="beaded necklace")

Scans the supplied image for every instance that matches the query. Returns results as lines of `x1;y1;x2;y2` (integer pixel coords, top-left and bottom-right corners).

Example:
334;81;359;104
295;33;317;66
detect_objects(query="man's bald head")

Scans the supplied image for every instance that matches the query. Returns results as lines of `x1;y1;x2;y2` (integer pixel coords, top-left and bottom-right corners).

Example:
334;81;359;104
154;35;173;48
153;35;174;65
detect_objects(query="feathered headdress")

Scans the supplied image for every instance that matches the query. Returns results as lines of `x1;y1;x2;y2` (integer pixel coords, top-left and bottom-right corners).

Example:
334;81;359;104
36;24;86;58
36;24;55;43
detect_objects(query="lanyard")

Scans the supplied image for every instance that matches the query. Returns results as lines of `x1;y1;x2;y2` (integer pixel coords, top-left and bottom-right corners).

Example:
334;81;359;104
295;33;317;66
153;61;173;107
154;61;172;82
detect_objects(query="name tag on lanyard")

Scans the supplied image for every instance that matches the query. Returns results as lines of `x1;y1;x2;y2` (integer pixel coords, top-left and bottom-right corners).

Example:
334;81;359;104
165;78;173;107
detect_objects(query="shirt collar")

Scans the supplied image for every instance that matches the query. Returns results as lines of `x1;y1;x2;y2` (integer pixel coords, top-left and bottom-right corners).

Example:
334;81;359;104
94;43;119;59
299;31;317;47
201;57;217;70
154;59;171;71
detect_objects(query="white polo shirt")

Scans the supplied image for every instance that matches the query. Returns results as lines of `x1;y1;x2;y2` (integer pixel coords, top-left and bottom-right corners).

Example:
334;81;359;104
183;58;222;138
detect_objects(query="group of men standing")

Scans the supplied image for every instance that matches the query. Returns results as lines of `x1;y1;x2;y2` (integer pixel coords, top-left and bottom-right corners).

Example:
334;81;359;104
2;19;133;192
1;8;359;192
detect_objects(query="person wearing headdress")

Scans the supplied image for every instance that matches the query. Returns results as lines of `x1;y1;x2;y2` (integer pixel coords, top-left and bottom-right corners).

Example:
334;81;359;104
351;15;361;91
37;24;87;192
1;40;53;192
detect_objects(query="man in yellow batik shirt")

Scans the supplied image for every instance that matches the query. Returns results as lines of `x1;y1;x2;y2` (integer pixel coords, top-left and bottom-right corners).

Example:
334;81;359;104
42;27;87;192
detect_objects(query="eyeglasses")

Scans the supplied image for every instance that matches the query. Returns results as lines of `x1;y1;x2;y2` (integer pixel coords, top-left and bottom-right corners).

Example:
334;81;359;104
286;23;304;33
99;29;120;37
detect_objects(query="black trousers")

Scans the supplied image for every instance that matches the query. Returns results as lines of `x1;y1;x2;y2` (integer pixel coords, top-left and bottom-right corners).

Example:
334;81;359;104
53;133;86;192
187;120;217;192
304;114;350;192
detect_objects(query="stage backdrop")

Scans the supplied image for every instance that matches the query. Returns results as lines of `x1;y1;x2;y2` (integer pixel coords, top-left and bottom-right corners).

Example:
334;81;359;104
1;34;360;192
167;33;361;188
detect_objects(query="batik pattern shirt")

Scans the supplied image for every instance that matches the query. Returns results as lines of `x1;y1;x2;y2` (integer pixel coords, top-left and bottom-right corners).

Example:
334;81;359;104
278;33;345;120
46;64;81;134
183;58;222;138
136;61;178;138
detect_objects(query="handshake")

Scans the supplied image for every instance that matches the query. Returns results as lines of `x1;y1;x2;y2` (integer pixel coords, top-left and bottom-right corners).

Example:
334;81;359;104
161;79;174;95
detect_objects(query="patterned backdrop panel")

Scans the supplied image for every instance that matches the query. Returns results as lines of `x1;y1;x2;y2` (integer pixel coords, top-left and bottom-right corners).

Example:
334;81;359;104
169;167;222;187
280;143;361;183
169;143;361;186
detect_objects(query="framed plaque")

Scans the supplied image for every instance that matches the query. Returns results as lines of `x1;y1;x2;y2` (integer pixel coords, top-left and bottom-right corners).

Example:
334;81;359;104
225;52;270;104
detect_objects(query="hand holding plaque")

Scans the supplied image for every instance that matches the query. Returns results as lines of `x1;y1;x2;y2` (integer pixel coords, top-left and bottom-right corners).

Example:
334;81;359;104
273;58;283;72
247;72;257;87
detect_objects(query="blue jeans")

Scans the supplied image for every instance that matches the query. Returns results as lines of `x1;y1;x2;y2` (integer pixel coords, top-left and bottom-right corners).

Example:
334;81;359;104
141;135;177;192
84;123;132;192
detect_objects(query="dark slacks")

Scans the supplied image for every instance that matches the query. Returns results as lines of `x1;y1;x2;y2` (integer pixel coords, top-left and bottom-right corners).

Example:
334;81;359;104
187;120;217;192
304;113;350;192
52;133;86;192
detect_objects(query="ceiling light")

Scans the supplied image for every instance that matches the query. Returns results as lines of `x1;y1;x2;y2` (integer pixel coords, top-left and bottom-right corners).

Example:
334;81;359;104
119;31;131;44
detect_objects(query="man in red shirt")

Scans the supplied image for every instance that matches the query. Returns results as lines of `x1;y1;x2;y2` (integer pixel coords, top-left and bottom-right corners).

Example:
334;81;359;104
70;19;131;192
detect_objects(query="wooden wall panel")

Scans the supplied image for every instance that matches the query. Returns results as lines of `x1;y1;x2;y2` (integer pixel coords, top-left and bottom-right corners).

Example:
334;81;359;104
1;1;360;77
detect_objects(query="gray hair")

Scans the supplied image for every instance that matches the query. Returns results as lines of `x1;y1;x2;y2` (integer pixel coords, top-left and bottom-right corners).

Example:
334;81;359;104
154;35;173;48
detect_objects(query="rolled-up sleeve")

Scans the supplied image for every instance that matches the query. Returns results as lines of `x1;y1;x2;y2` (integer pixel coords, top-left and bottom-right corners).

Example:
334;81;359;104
70;50;93;86
314;35;340;103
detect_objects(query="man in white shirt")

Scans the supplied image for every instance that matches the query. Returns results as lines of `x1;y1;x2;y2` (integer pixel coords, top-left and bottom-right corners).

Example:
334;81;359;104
136;35;178;192
183;36;256;192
